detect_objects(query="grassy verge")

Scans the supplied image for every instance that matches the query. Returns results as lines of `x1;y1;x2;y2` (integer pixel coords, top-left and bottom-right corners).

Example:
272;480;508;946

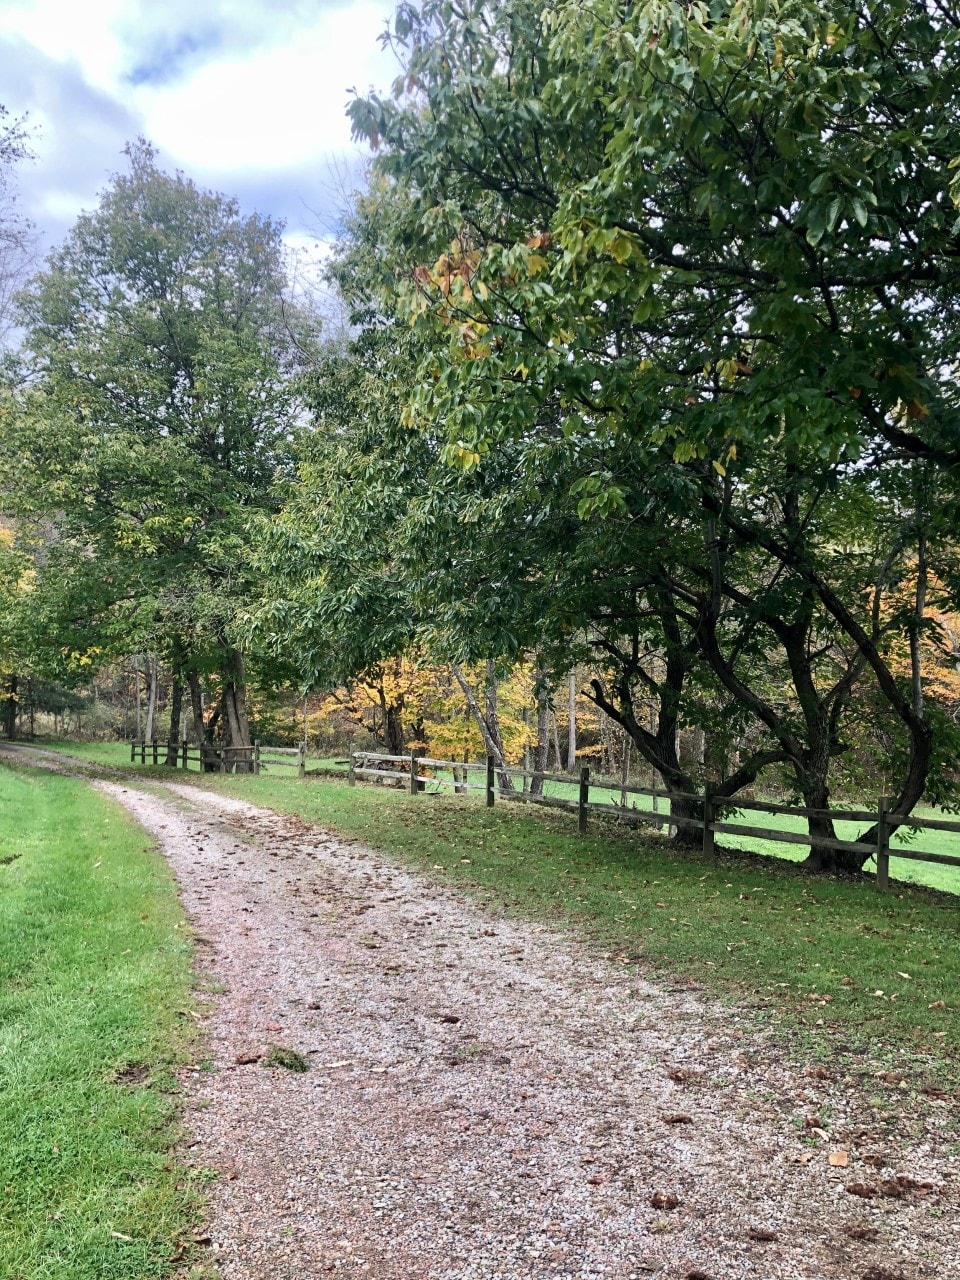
417;768;960;895
32;739;136;767
188;771;960;1072
44;739;345;774
0;763;201;1279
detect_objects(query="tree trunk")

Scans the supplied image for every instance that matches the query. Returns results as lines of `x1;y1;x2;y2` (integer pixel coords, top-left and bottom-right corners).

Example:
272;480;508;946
383;700;405;755
566;669;577;773
796;765;852;873
221;650;253;773
484;661;514;791
187;668;219;772
134;657;143;741
530;685;550;797
451;662;515;792
144;655;159;743
3;674;17;740
165;678;183;766
588;676;704;846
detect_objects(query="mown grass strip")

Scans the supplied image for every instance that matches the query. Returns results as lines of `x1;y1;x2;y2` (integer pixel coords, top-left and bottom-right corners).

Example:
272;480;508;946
0;763;201;1280
415;766;960;895
200;772;960;1072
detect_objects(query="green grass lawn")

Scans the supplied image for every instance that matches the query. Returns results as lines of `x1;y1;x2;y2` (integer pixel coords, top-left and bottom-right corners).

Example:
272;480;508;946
181;770;960;1075
37;739;136;767
44;739;345;775
413;766;960;895
0;763;202;1279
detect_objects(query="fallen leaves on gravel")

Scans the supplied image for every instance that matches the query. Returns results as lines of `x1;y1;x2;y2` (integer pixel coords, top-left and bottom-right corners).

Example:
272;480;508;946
844;1224;879;1241
649;1191;680;1210
828;1150;849;1167
746;1226;778;1242
666;1066;695;1083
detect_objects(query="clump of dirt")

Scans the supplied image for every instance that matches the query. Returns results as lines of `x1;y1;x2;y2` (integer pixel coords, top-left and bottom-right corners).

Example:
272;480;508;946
260;1045;309;1072
114;1062;151;1085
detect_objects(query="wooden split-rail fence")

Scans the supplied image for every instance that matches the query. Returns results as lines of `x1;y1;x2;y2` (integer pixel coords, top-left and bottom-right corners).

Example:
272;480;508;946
350;750;960;890
130;739;307;776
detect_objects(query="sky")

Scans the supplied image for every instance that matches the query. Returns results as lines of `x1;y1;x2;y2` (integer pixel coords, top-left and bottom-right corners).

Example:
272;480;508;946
0;0;398;259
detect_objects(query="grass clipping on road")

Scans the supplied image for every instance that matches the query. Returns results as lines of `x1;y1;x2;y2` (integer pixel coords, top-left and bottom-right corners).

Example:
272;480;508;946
209;772;960;1071
0;764;200;1279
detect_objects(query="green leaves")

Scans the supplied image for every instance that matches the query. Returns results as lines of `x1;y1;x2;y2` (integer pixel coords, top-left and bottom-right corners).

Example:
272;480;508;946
6;142;313;683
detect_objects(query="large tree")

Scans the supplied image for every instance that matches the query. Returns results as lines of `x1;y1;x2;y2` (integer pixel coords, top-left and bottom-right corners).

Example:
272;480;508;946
5;141;311;762
335;0;960;868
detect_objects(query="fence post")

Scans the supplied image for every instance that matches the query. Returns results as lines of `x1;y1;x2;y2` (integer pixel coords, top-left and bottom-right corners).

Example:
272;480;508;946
348;753;356;786
486;755;495;807
298;741;306;778
140;741;146;764
181;735;188;770
253;739;261;776
409;748;419;795
130;741;135;763
152;740;158;766
876;795;891;890
702;790;715;858
578;765;590;835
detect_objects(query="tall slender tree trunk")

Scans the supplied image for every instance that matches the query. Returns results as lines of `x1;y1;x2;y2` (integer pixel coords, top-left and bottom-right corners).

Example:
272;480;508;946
3;674;17;741
529;680;551;797
134;657;143;741
451;662;515;792
144;655;159;743
620;731;631;809
484;661;514;791
165;678;183;766
566;670;578;773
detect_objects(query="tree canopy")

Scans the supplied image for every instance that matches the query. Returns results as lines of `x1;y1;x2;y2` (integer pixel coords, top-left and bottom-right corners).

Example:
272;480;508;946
4;141;314;758
300;0;960;868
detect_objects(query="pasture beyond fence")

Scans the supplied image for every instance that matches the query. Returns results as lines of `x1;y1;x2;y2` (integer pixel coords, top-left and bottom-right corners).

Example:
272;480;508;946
349;751;960;891
130;739;306;776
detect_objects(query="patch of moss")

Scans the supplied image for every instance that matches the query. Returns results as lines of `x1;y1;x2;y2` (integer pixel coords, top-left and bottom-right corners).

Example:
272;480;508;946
260;1045;309;1072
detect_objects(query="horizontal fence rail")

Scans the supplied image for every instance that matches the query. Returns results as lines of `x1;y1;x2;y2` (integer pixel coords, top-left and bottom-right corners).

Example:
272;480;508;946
349;751;960;890
130;740;307;776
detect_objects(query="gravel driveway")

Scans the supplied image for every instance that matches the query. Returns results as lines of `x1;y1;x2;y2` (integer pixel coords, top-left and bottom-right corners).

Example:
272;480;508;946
4;747;958;1279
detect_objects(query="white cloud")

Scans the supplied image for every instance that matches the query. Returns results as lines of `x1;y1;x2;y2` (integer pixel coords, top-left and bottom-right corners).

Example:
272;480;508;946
135;2;395;172
0;0;128;88
0;0;396;248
